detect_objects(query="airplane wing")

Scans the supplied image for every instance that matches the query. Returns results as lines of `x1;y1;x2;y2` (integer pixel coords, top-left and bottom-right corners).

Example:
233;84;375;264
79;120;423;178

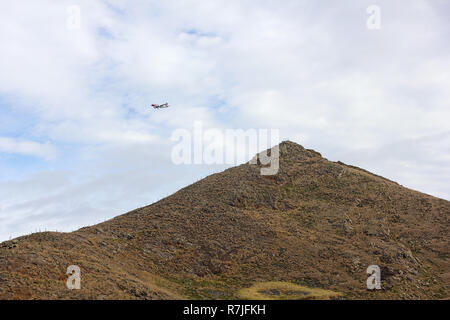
150;103;169;109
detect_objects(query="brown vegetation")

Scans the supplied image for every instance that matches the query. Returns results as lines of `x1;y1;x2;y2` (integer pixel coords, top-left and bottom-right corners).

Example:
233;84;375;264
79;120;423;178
0;141;448;299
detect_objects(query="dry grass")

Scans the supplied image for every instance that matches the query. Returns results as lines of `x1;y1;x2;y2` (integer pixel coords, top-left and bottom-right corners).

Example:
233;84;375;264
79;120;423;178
238;281;343;300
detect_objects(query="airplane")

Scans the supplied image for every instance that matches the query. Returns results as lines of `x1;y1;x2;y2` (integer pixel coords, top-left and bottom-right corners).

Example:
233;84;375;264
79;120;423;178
151;102;169;109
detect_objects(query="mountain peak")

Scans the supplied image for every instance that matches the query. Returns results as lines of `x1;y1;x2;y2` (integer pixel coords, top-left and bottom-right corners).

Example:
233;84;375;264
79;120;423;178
277;140;322;160
250;140;322;170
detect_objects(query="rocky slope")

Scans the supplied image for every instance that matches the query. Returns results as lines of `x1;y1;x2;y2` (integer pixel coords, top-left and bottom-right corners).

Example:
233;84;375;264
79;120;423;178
0;141;448;299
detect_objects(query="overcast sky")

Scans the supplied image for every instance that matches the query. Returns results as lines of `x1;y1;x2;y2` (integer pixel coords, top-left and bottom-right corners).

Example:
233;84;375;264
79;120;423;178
0;0;449;241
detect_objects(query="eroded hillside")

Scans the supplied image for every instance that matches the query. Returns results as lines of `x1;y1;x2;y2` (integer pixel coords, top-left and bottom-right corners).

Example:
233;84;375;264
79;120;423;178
0;141;448;299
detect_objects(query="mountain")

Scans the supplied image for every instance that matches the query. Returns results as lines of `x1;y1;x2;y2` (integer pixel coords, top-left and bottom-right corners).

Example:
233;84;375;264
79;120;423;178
0;141;448;299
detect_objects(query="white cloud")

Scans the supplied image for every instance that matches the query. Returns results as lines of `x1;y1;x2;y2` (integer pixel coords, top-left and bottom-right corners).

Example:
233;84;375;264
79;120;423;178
0;0;449;241
0;137;57;160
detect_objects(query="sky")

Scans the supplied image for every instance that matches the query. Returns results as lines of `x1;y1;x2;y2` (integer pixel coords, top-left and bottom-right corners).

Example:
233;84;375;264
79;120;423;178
0;0;449;241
